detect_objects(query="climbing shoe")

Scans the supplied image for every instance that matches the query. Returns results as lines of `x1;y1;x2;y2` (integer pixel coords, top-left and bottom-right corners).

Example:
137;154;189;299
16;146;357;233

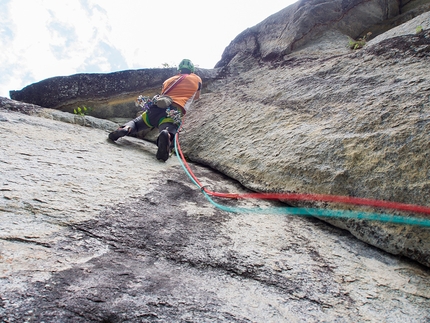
156;130;171;162
108;126;130;141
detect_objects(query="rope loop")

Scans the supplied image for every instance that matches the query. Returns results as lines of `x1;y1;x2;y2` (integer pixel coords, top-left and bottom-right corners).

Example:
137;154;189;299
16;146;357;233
173;119;430;227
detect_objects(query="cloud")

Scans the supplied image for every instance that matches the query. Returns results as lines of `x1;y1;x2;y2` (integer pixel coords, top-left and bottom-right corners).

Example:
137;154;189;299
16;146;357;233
0;0;118;95
79;41;128;72
48;22;77;60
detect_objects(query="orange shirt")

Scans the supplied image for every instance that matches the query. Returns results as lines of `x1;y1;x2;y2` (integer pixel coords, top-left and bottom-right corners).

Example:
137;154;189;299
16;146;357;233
161;73;202;112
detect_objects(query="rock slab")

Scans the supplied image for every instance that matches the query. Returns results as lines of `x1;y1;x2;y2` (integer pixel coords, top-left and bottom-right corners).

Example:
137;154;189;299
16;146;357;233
1;102;429;322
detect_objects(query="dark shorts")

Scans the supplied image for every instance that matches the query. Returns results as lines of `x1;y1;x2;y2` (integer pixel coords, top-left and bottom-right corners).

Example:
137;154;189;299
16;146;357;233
125;106;183;135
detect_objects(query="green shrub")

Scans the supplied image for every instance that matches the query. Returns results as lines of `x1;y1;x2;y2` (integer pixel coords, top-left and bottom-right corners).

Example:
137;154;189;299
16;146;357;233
348;32;372;50
73;106;92;116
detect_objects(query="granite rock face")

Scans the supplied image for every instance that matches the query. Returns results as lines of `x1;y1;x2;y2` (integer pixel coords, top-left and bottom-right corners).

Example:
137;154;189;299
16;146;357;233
6;0;430;268
9;68;218;120
181;12;430;267
216;0;410;70
2;1;430;320
215;0;430;71
9;68;174;119
1;100;429;322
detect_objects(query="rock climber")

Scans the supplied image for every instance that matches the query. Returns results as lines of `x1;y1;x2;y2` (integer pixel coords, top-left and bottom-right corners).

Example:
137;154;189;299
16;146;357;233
108;59;202;162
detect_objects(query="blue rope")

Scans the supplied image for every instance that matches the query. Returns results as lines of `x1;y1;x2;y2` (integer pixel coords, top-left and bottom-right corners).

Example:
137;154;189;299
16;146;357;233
174;135;430;227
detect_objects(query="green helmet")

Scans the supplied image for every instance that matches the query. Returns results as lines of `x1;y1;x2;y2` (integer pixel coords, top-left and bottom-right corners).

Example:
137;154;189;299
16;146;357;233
178;59;195;73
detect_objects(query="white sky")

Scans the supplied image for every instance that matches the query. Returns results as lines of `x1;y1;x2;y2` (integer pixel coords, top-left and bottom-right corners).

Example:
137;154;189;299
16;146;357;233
0;0;297;98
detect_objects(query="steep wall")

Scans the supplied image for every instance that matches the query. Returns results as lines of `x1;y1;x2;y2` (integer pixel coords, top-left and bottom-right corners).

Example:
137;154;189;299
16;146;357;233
181;12;430;267
215;0;430;71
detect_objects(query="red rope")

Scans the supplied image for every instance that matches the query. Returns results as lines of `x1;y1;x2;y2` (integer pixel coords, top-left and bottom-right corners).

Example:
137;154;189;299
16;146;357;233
175;126;430;216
